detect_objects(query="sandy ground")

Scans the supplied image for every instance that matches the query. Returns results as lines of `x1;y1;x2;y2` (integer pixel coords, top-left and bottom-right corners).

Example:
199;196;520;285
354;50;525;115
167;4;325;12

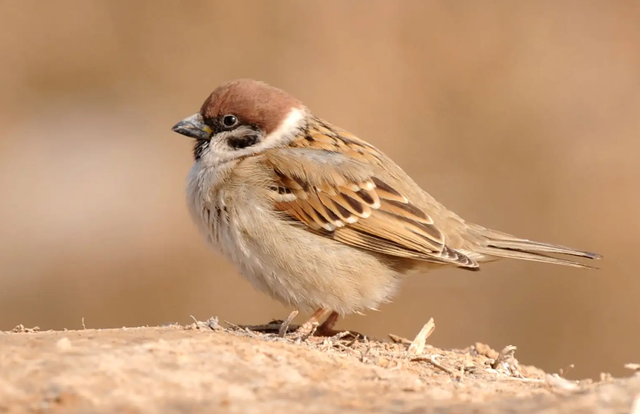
1;319;639;414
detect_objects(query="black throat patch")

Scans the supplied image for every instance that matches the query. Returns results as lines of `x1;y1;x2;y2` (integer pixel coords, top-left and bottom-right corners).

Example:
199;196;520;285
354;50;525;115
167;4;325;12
193;140;209;161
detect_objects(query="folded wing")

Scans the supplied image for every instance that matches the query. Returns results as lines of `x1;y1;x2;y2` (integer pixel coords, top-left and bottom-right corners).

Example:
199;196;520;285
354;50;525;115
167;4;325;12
260;147;479;269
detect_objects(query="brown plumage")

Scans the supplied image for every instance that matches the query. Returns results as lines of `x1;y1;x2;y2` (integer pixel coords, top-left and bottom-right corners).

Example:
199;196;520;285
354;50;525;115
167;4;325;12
172;79;601;336
262;116;600;270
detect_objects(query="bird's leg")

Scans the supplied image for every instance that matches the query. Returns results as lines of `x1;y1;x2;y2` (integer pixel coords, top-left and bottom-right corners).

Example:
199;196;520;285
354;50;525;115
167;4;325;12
294;308;331;337
315;311;341;336
239;309;342;337
296;310;363;339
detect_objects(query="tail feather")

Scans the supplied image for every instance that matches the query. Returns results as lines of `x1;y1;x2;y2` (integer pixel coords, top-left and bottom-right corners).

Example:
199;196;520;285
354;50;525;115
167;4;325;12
468;226;602;269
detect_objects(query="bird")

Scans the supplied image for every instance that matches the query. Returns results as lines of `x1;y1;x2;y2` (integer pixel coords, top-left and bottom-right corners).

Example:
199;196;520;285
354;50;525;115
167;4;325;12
172;79;601;336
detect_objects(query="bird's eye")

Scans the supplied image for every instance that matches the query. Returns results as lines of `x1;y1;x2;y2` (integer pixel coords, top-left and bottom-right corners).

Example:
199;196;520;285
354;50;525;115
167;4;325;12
222;115;238;127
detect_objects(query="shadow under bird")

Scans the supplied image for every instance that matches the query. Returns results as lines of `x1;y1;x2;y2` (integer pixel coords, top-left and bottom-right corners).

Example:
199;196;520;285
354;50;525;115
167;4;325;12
172;79;601;336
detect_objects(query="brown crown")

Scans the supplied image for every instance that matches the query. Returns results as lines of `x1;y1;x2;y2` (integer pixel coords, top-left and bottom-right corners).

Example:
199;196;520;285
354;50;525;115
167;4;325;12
200;79;303;135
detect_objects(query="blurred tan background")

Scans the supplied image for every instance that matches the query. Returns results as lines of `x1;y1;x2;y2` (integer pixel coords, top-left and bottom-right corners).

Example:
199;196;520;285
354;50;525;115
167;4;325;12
0;0;638;379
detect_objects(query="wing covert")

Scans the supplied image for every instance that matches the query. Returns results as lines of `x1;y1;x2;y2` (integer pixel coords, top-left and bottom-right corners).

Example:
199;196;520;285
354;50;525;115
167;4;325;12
259;146;478;269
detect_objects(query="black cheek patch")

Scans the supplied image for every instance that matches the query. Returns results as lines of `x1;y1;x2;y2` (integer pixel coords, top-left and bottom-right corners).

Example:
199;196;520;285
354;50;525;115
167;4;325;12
228;134;260;150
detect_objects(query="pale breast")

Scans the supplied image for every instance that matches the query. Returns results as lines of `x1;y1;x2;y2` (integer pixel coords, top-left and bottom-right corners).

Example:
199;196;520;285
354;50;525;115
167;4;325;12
186;160;279;296
186;158;407;314
188;161;240;256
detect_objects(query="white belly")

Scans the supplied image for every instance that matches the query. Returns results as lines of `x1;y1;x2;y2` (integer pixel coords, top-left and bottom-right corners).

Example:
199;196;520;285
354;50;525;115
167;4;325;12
186;161;403;315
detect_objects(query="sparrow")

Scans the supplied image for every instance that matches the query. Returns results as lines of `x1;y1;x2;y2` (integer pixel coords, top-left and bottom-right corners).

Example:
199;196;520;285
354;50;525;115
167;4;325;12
172;79;600;336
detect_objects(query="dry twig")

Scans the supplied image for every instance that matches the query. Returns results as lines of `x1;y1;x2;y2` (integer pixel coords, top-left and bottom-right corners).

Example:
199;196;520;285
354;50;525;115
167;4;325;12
388;333;412;345
412;354;459;378
408;318;435;356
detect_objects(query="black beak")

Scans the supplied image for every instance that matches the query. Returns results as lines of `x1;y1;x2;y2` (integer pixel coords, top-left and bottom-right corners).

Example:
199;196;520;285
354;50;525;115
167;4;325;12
171;113;213;140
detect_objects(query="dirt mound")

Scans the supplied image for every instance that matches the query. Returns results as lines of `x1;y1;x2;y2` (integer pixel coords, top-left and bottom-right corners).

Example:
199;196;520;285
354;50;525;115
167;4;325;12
1;319;638;413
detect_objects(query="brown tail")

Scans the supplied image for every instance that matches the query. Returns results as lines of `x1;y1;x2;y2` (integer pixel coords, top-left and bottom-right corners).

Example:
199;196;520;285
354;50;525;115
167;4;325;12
469;226;602;269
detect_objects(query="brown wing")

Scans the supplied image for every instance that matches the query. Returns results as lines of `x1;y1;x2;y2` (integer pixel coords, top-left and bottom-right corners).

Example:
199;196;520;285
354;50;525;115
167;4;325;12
260;143;478;269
